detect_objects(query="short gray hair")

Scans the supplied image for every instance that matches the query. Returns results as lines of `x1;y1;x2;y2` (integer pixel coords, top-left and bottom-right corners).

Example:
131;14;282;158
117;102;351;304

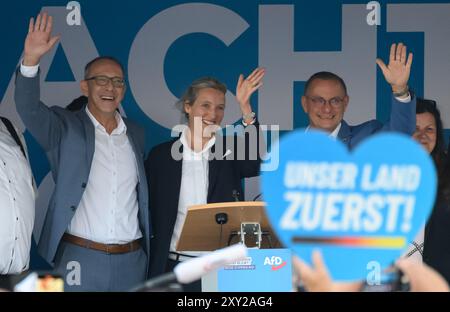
176;77;227;120
84;56;125;79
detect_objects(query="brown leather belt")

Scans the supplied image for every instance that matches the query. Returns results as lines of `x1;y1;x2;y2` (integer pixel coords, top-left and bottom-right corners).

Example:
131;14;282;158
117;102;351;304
62;233;141;254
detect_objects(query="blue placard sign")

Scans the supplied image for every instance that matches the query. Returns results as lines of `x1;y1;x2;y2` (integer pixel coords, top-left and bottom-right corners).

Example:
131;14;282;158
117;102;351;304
262;131;436;280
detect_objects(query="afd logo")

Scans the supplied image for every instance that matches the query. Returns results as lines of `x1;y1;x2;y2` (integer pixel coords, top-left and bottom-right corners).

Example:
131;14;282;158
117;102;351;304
263;256;287;271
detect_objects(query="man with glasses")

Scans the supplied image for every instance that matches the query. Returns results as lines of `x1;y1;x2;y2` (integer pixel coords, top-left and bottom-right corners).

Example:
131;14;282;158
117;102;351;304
14;13;150;291
301;43;416;149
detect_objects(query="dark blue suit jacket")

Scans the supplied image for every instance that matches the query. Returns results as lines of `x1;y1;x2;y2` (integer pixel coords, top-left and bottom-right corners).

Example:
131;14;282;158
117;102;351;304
337;94;416;149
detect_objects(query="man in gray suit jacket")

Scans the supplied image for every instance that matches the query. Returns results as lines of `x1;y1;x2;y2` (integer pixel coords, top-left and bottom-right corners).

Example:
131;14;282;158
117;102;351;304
14;13;150;291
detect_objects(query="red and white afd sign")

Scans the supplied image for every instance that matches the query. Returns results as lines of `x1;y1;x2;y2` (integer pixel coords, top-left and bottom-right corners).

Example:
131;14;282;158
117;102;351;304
263;256;287;271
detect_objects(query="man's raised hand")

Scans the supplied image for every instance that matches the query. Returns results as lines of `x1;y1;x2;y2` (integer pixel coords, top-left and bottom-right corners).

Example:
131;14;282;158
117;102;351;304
376;43;413;94
24;12;60;66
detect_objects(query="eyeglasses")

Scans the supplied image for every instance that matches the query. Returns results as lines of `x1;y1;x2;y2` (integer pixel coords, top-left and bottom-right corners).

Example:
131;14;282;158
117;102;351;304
85;75;125;88
306;96;346;108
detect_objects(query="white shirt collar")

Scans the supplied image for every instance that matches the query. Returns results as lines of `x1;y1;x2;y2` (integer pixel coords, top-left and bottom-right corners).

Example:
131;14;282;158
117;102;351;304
179;127;216;159
305;122;342;139
85;105;126;135
329;122;342;139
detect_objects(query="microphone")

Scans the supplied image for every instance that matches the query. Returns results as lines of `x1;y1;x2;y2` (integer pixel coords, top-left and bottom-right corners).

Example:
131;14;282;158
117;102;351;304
174;244;247;284
232;189;240;202
215;213;228;225
252;193;262;201
130;244;247;291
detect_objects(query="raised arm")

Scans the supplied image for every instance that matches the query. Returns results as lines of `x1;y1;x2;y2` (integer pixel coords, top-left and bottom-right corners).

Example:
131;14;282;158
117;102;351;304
376;42;413;98
23;12;60;66
236;67;265;124
233;68;265;178
15;13;63;151
376;43;416;135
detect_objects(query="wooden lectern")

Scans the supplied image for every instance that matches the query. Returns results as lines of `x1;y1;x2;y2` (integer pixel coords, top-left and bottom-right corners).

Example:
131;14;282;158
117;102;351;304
176;201;281;251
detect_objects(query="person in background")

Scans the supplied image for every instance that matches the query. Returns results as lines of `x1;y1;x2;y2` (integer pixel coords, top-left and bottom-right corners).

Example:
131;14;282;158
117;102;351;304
423;109;450;283
412;98;446;172
65;95;87;112
0;114;35;275
405;98;446;261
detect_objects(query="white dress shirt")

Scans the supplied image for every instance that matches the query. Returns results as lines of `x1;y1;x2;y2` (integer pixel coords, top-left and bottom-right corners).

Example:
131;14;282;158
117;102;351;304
20;62;142;245
305;122;342;139
67;107;142;244
169;129;216;252
329;122;342;139
0;121;35;274
20;63;39;77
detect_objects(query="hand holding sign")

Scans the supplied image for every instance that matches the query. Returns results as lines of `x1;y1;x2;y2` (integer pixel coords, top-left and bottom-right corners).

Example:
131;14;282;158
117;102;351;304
262;131;436;280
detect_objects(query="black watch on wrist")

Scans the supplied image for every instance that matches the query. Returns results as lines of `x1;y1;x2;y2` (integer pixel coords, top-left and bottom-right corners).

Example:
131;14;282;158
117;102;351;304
393;86;409;97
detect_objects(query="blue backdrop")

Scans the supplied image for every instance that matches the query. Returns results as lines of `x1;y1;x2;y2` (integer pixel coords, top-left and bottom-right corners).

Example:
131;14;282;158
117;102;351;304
1;0;449;269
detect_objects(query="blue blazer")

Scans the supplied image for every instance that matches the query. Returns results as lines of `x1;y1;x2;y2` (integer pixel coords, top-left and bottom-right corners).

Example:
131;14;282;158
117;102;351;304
14;71;151;270
337;95;416;149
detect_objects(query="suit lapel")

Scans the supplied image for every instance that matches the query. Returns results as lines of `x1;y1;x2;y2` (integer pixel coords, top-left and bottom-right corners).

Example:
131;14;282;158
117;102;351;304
123;120;145;183
337;120;352;148
123;119;148;217
171;142;183;204
78;110;95;175
207;144;222;202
